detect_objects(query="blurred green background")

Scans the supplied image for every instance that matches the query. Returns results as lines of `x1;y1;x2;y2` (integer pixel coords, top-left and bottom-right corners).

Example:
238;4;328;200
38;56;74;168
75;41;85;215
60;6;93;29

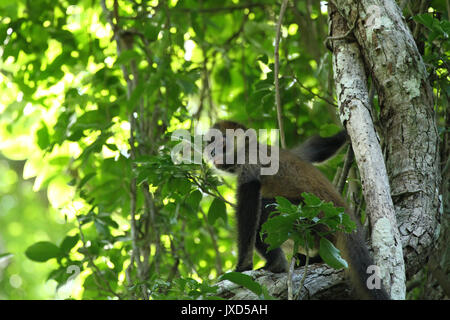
0;0;448;299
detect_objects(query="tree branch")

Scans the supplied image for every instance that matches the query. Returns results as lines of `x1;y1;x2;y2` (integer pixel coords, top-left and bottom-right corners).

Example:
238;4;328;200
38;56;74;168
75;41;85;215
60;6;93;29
215;265;350;300
334;0;440;280
274;0;289;149
337;146;354;194
329;2;405;299
170;3;267;14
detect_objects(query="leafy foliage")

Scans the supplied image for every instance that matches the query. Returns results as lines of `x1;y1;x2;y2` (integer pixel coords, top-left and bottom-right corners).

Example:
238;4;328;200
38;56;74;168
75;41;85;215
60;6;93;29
220;272;273;299
0;0;447;300
261;193;356;269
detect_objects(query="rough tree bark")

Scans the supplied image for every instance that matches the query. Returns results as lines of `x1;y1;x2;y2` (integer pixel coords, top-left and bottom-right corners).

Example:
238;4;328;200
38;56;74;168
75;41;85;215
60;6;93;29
332;0;441;277
216;266;352;300
214;0;441;299
328;3;405;299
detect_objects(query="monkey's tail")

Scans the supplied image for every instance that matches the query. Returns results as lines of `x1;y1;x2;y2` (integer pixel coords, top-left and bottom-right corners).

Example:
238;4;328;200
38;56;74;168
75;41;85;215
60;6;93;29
337;231;391;300
291;130;348;163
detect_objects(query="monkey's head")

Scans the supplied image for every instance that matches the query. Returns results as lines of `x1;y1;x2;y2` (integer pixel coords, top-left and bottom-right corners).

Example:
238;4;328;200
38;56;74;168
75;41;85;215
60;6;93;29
206;120;254;174
212;120;248;132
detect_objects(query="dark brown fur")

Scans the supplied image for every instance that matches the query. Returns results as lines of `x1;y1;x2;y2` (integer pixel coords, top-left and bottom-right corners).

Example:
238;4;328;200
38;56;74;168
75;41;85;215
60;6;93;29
209;120;389;299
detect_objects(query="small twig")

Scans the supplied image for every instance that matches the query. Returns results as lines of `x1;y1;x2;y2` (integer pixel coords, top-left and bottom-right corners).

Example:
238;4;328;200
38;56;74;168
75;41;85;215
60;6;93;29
101;0;151;299
166;237;181;285
125;255;136;298
287;256;296;300
406;277;423;292
76;215;122;299
274;0;289;149
399;0;409;10
223;13;248;47
186;171;236;208
413;0;428;40
200;207;223;274
324;9;357;49
332;166;343;186
288;74;338;108
442;156;450;175
169;3;267;14
295;239;310;300
447;0;450;20
337;146;355;194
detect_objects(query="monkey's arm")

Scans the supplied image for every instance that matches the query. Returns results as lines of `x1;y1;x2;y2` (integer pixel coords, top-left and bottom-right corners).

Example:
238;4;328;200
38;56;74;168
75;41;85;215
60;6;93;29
234;166;261;272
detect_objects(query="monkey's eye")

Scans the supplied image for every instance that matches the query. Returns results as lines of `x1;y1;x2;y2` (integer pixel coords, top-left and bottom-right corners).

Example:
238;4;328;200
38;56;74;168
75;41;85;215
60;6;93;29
210;149;216;158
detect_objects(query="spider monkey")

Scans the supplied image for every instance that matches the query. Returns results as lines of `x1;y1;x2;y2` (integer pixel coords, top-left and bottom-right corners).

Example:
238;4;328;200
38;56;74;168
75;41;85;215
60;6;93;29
207;120;389;300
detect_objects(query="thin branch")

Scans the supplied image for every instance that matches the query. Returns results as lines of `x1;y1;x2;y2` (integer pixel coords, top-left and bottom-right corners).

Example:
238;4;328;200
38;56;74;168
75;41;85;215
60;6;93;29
169;3;267;14
288;74;338;108
76;215;122;299
287;256;296;300
329;1;406;298
337;146;355;194
101;0;151;299
332;166;343;186
295;239;310;300
222;13;248;48
200;207;223;275
399;0;409;10
447;0;450;20
413;0;428;40
274;0;289;149
186;172;236;208
166;237;181;284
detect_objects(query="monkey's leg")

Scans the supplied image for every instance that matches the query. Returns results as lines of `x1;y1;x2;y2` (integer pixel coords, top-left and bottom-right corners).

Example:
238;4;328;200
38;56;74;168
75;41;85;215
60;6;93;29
234;179;262;272
255;234;288;273
295;253;323;266
254;198;288;273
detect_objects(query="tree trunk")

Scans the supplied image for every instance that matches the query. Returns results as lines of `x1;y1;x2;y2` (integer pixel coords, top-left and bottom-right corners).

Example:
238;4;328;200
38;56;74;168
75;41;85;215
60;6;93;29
216;266;351;300
333;0;441;277
214;0;441;300
328;2;405;299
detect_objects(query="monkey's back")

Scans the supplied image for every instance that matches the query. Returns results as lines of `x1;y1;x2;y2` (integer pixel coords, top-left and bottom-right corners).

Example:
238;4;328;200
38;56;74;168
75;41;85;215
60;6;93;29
261;149;346;208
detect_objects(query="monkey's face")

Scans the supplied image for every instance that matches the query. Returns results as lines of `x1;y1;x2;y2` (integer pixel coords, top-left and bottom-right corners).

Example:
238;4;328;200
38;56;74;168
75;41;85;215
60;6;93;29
205;121;256;174
205;130;238;174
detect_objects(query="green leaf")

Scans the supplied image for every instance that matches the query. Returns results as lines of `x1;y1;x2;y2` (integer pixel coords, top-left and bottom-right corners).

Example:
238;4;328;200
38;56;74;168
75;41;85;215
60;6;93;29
220;272;262;297
319;237;348;269
36;123;50;150
47;267;67;283
167;177;192;196
144;22;160;42
94;219;110;237
60;235;79;255
78;172;96;189
274;196;293;209
185;190;202;213
207;198;227;224
115;49;141;66
301;192;322;206
342;213;357;233
97;215;119;229
257;54;269;65
261;214;295;251
25;241;61;262
128;82;145;109
274;196;297;215
413;14;435;29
